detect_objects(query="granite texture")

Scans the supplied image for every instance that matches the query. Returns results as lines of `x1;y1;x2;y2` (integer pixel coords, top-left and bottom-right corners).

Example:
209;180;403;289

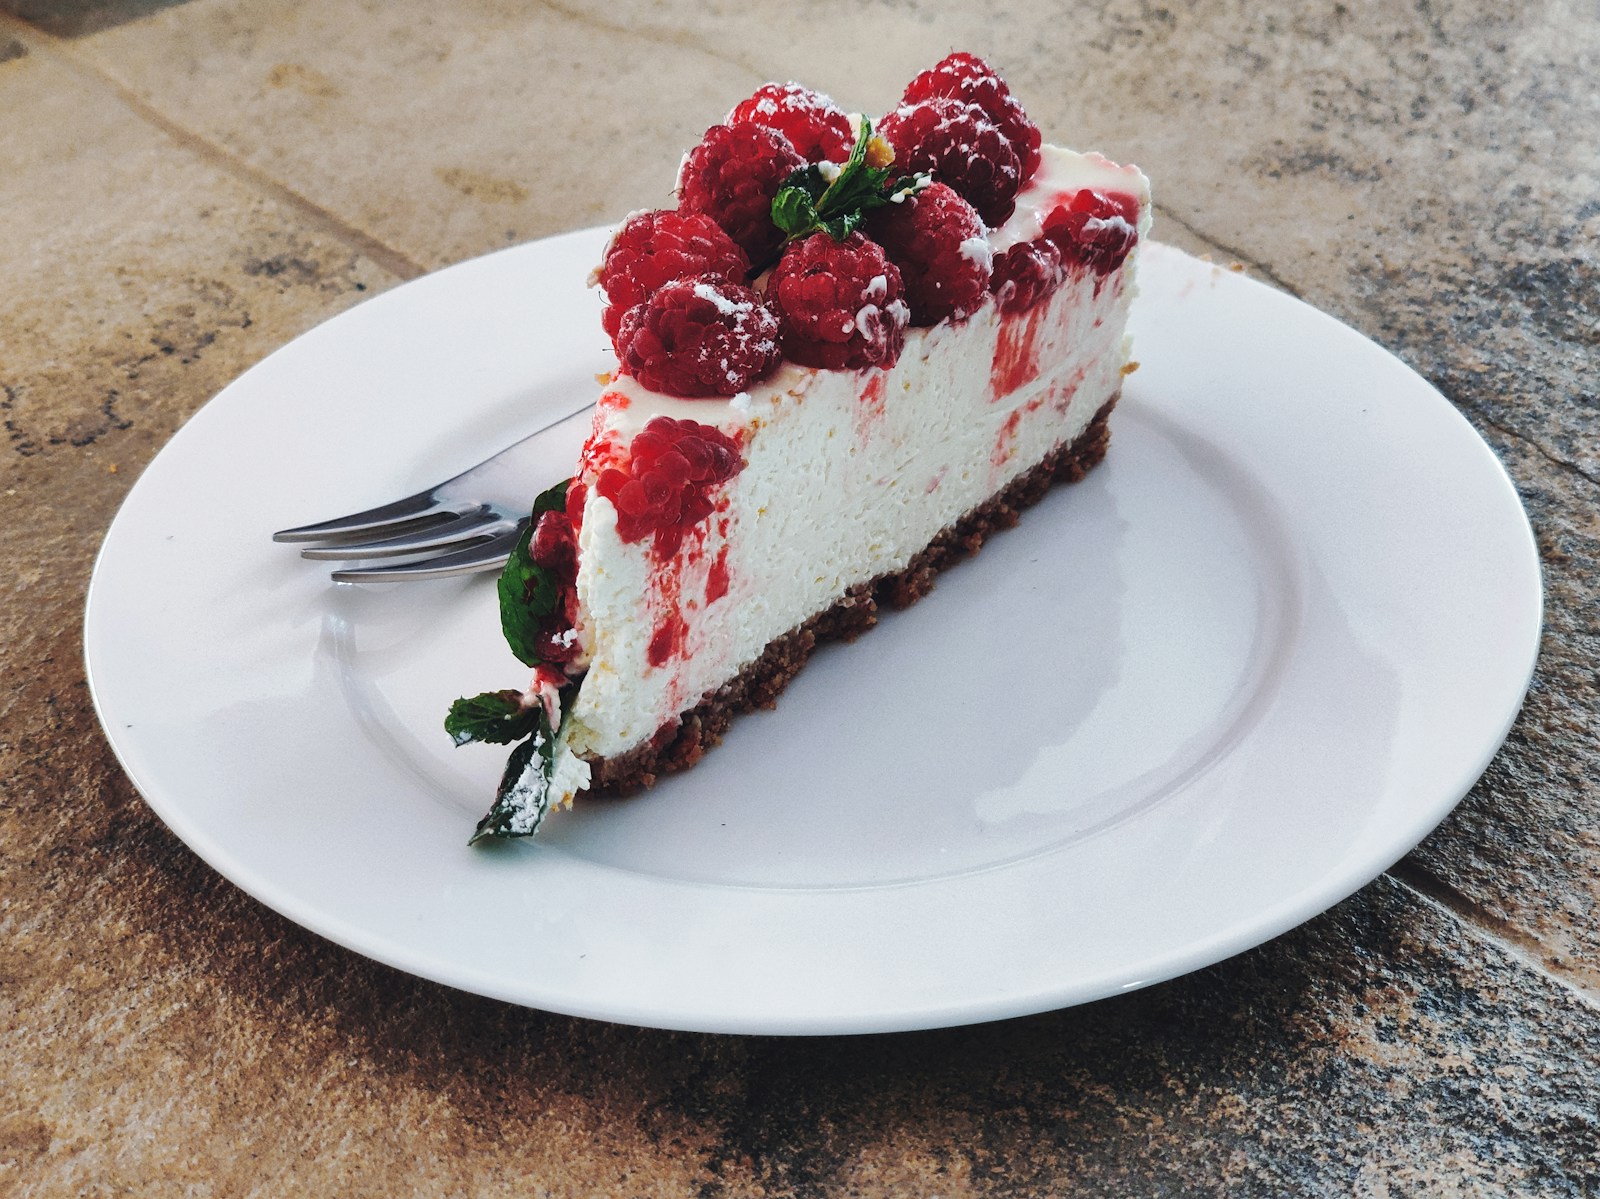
3;0;1598;1194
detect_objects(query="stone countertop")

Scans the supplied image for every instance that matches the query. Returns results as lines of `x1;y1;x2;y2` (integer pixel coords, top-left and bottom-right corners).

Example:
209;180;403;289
3;1;1596;1194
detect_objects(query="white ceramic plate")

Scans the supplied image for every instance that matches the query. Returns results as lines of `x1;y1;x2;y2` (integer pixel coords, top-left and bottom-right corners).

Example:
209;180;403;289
84;234;1541;1035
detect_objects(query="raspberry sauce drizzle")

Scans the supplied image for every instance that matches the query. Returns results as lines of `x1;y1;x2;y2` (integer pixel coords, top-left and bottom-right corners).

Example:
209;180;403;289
853;370;890;442
991;303;1048;400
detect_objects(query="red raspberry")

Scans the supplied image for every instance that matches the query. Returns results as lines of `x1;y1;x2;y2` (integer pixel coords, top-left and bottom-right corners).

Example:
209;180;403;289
527;509;581;664
533;622;579;665
564;479;587;529
991;237;1064;313
767;232;908;370
678;123;805;263
616;276;782;398
728;82;854;164
529;507;578;575
865;182;991;326
596;210;749;348
594;416;744;553
1043;189;1140;276
902;52;1042;184
877;98;1021;227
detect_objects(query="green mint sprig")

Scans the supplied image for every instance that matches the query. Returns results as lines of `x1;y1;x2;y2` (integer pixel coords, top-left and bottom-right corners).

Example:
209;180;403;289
769;118;926;248
448;475;579;845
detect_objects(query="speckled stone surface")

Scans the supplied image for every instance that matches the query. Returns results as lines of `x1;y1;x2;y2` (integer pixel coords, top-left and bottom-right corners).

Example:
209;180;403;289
3;0;1598;1194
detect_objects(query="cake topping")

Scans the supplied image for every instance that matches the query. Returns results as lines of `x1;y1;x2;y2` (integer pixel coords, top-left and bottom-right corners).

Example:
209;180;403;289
529;507;579;576
679;122;806;262
596;210;749;347
615;275;782;398
526;509;582;665
565;478;588;527
877;97;1022;227
991;236;1064;313
901;51;1043;185
445;688;540;750
1044;189;1140;276
767;231;908;370
727;82;855;164
594;416;744;555
865;181;992;326
460;692;569;844
484;480;581;674
768;117;925;249
447;478;591;843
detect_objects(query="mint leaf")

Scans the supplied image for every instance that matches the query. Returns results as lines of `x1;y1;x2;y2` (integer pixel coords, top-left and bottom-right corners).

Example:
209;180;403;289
838;115;873;177
771;184;822;239
815;122;891;211
532;477;569;517
820;211;865;241
445;689;537;747
496;524;548;667
469;707;558;844
765;117;923;254
496;478;572;667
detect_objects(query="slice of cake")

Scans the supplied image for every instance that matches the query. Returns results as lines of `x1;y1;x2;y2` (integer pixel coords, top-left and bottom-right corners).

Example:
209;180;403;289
448;55;1151;843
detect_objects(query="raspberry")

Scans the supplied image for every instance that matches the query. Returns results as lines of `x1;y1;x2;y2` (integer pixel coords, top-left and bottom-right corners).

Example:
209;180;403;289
902;52;1042;184
616;276;782;398
865;182;991;326
877;98;1022;227
564;478;587;529
728;82;854;164
529;507;578;575
767;232;908;370
991;237;1064;313
678;122;805;263
527;509;581;664
596;210;749;348
594;416;744;554
532;622;580;666
1043;189;1140;276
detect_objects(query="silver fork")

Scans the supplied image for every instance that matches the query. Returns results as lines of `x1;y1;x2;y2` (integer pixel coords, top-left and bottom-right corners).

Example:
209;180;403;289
273;403;594;582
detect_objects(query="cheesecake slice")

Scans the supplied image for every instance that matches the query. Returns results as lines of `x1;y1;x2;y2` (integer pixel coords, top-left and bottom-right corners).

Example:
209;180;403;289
448;56;1151;843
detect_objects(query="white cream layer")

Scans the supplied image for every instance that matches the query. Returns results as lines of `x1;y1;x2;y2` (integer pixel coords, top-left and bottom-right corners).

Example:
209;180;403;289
559;146;1152;781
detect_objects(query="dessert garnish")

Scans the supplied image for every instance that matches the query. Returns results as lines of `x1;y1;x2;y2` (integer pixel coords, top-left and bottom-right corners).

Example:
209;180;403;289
767;117;923;253
447;479;581;843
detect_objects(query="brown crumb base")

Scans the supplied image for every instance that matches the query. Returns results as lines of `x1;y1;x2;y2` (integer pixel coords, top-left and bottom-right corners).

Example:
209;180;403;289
586;394;1119;795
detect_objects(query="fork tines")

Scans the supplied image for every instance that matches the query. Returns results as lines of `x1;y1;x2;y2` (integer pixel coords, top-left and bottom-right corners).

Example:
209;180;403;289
274;492;525;581
327;520;528;582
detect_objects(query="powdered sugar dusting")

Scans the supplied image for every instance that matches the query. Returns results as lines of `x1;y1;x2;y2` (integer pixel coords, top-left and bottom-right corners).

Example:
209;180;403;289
622;278;780;396
959;236;994;270
694;280;755;317
727;82;855;163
